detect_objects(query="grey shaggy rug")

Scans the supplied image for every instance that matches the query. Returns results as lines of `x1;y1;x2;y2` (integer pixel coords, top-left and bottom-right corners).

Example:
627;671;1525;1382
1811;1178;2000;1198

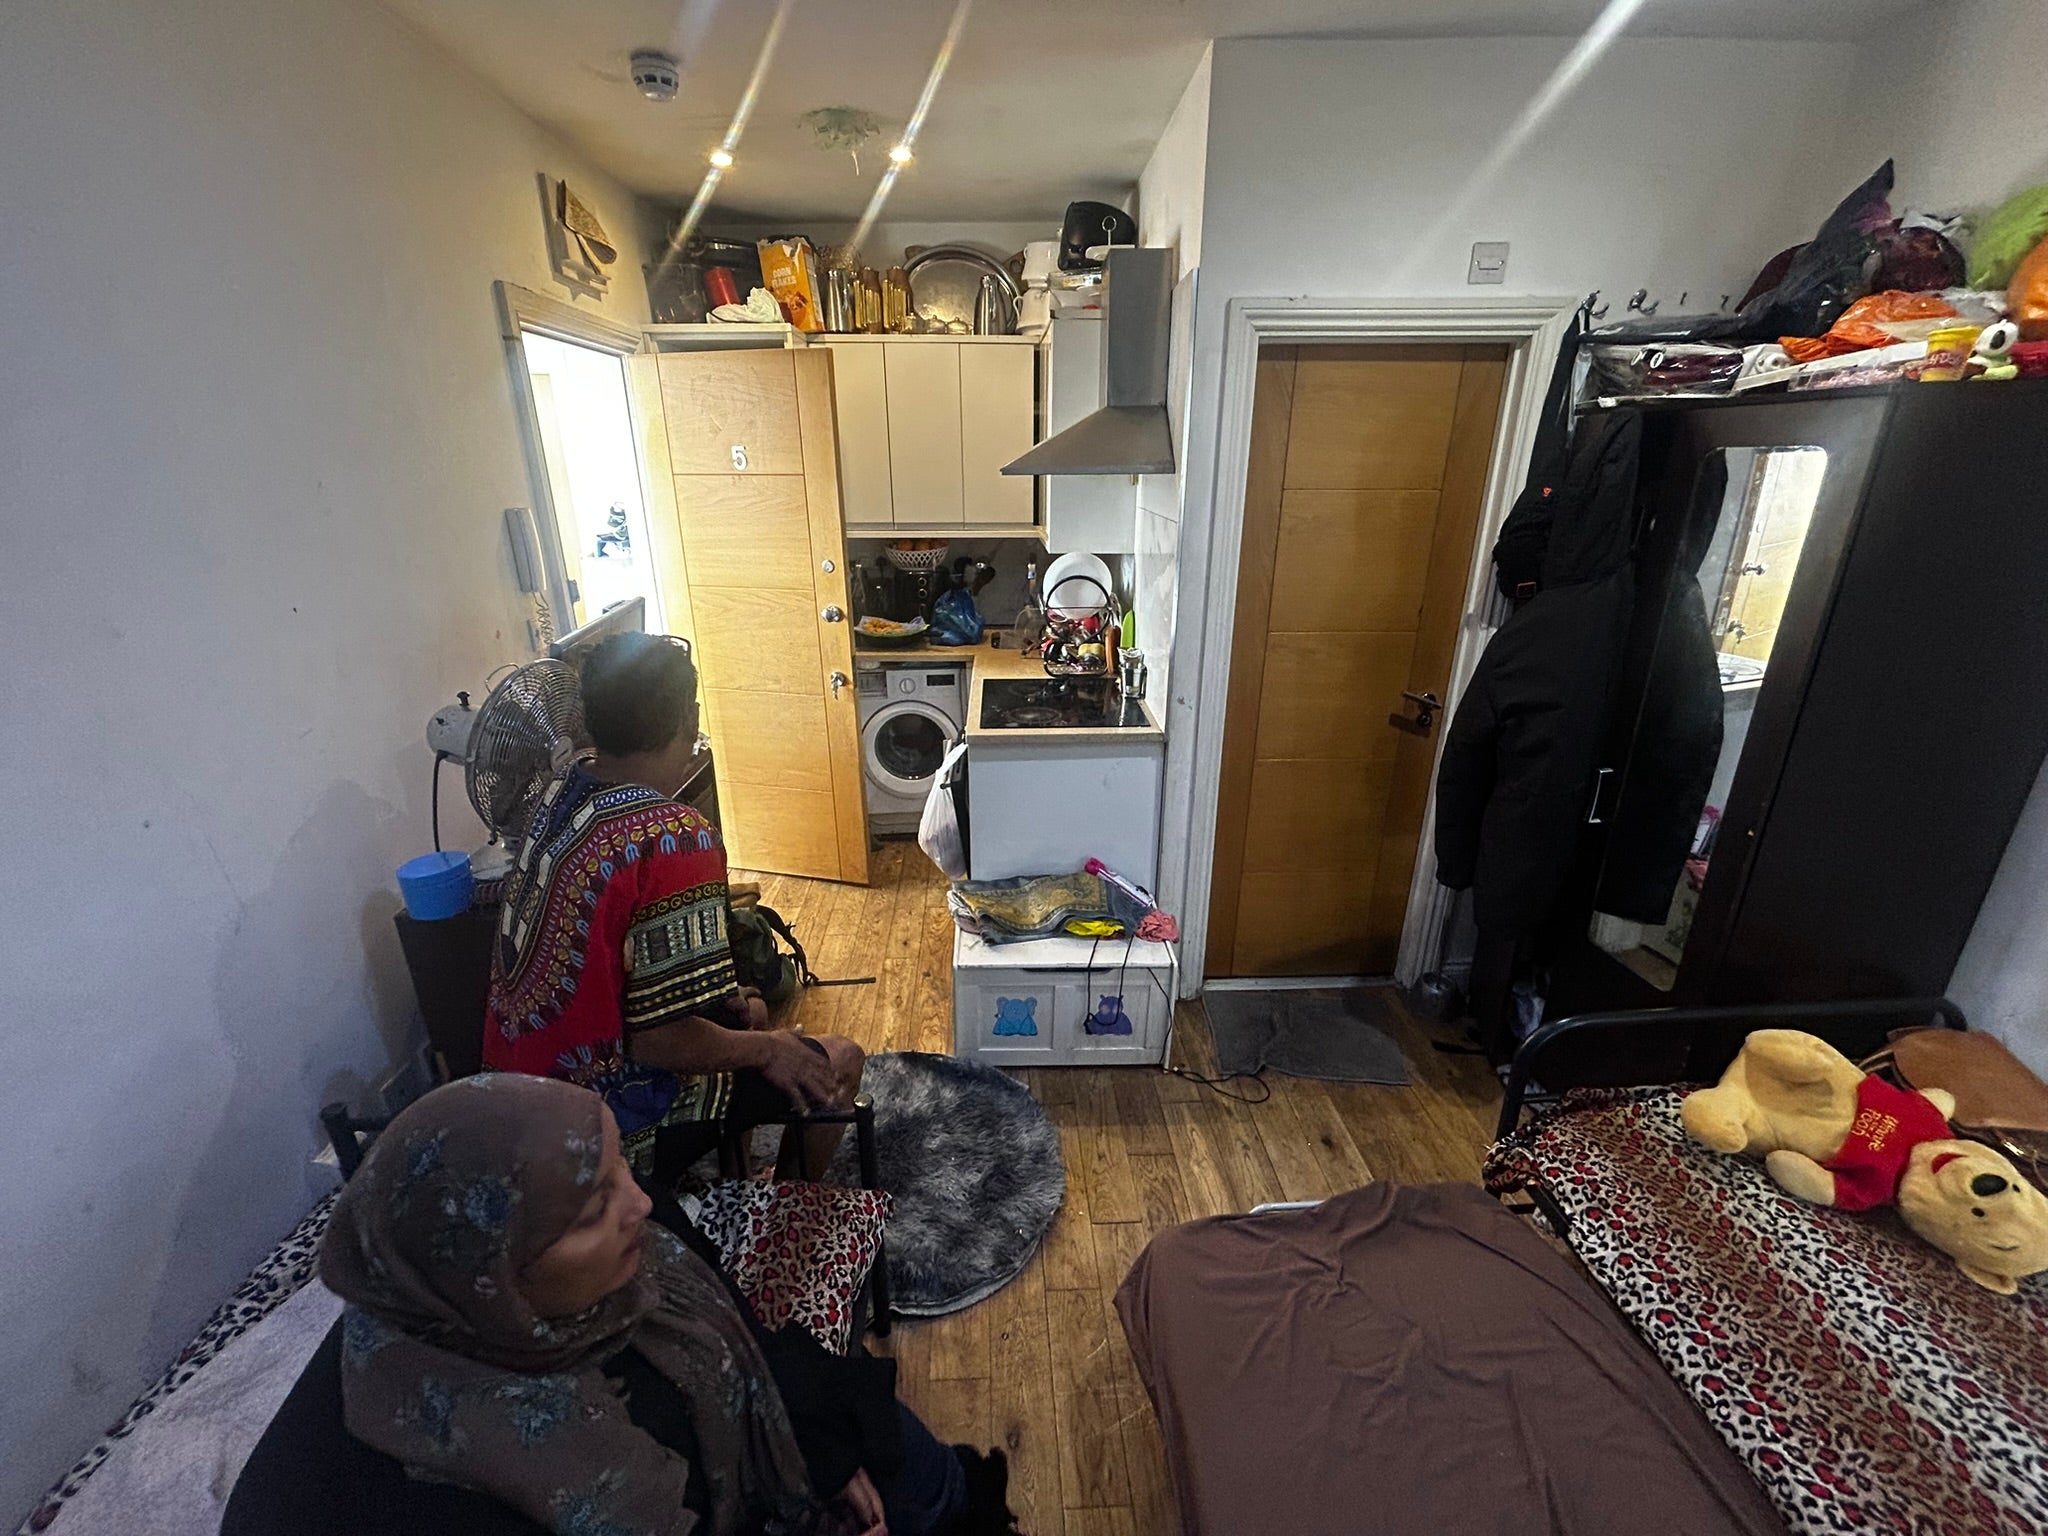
824;1051;1066;1316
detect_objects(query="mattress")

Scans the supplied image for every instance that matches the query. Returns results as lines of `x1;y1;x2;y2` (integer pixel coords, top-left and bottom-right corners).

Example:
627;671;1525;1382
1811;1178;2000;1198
1487;1088;2048;1536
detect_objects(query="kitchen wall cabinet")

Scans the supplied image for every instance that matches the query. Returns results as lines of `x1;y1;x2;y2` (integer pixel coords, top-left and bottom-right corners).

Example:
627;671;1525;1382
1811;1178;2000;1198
1039;310;1138;554
823;341;893;527
959;345;1035;526
880;342;964;524
820;336;1039;535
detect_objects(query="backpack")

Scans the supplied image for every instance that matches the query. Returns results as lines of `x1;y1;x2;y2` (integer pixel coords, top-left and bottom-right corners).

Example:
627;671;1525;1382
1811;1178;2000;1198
727;902;815;1006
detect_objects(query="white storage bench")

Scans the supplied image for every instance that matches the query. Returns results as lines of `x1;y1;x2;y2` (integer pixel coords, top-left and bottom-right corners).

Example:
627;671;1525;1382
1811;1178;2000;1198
952;929;1174;1066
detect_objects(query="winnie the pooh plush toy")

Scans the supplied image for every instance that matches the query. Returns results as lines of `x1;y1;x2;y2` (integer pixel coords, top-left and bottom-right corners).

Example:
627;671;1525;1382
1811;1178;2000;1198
1681;1029;2048;1294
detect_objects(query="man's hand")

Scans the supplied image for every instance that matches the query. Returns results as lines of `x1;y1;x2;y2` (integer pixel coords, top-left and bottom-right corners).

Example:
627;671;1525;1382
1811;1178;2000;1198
733;986;772;1031
758;1032;838;1112
838;1469;887;1536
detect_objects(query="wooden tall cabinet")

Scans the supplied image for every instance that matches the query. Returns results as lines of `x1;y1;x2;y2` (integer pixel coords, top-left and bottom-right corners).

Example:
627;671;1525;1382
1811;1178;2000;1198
627;347;869;884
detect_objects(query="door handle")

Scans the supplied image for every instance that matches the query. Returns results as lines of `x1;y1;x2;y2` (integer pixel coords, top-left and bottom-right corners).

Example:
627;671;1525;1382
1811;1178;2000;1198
821;605;845;624
1388;690;1441;736
829;670;848;698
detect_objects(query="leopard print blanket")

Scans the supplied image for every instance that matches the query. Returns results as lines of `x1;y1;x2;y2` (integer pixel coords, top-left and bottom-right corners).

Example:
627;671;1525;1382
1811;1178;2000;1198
1487;1089;2048;1536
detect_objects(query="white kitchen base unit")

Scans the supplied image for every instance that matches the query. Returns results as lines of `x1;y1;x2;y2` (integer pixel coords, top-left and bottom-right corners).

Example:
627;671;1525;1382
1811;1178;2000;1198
965;734;1164;889
953;929;1174;1066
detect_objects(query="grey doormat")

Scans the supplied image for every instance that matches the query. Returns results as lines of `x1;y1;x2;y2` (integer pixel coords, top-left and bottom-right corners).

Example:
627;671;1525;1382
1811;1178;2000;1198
1202;986;1412;1085
824;1051;1066;1316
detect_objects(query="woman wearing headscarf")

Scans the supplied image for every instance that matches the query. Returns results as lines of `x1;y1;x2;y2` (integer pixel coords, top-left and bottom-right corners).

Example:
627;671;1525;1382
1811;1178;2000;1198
225;1074;1012;1536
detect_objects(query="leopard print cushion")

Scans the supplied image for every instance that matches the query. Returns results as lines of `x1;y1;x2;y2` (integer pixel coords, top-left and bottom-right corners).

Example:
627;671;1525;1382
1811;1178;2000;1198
694;1179;891;1354
21;1179;886;1531
1487;1089;2048;1536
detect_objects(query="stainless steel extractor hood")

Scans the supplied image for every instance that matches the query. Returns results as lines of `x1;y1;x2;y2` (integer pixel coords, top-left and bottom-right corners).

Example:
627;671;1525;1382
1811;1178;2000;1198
1002;246;1175;476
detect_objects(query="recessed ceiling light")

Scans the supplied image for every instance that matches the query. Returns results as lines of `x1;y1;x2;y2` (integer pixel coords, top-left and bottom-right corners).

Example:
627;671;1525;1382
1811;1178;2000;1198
708;148;735;169
888;143;914;165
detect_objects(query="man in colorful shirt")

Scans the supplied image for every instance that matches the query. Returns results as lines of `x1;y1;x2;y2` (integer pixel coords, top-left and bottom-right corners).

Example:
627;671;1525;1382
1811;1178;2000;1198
483;632;863;1179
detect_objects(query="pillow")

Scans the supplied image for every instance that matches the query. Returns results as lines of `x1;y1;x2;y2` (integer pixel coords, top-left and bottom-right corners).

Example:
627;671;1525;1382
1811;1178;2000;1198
694;1179;891;1354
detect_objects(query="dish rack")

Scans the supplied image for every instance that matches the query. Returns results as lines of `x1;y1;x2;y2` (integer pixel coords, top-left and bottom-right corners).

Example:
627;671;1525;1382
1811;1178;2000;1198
1040;573;1115;677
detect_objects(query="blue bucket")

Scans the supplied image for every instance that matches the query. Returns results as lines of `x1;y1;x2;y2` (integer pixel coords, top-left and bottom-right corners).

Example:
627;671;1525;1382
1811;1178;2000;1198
397;850;474;920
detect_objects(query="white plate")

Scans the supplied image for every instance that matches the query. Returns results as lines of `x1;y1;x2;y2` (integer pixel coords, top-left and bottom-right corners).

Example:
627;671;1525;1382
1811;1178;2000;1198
1041;552;1115;618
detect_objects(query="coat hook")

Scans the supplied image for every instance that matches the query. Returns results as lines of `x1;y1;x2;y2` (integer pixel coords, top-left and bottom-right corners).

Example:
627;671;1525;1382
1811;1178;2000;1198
1720;293;1733;311
1628;287;1659;316
1584;289;1610;320
1678;291;1689;308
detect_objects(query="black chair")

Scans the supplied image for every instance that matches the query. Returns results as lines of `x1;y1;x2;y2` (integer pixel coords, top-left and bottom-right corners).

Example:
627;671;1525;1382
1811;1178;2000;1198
320;1094;893;1337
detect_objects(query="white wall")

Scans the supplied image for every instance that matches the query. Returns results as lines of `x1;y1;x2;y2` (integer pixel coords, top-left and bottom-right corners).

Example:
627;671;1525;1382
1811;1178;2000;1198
1838;0;2048;214
1132;49;1212;703
0;0;649;1515
1845;0;2048;1073
1155;33;1864;960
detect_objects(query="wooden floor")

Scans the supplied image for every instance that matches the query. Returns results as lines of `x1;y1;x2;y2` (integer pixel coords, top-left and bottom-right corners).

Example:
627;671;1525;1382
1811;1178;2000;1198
738;844;1503;1536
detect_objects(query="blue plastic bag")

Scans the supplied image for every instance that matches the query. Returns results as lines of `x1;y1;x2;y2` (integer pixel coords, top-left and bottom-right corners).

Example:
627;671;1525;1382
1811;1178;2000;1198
930;585;984;646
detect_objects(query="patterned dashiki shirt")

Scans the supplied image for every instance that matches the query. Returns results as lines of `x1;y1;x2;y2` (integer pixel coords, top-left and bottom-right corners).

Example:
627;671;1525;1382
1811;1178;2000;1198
483;761;738;1169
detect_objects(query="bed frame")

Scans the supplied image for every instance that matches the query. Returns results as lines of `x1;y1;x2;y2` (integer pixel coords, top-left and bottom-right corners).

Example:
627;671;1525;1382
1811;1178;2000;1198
1494;994;1968;1141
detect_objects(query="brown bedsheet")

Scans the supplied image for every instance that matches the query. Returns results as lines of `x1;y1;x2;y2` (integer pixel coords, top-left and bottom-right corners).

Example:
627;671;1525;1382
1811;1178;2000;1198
1114;1181;1788;1536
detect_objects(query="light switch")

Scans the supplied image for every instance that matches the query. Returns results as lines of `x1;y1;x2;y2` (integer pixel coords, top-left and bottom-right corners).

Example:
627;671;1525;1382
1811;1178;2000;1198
1468;241;1510;285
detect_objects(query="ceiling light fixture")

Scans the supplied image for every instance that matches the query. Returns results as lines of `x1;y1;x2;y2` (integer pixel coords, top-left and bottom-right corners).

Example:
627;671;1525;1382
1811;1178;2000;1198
657;0;795;270
848;0;972;256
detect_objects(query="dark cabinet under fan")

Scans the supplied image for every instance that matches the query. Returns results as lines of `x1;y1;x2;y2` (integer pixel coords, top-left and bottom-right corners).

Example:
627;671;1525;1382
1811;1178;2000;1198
1536;381;2048;1063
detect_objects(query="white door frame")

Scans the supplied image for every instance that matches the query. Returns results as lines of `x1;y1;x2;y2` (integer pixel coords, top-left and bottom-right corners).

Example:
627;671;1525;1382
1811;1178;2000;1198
493;281;654;639
1163;294;1576;992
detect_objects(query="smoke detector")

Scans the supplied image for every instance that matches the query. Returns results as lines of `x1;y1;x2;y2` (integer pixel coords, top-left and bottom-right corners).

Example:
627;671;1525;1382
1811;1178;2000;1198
629;49;680;102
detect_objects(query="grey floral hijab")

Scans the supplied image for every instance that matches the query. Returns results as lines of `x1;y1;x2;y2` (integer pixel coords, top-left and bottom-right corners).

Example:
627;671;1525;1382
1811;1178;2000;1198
319;1074;825;1536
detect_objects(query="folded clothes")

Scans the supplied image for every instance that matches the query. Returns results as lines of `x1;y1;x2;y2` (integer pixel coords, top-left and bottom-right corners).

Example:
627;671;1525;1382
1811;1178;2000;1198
949;871;1153;945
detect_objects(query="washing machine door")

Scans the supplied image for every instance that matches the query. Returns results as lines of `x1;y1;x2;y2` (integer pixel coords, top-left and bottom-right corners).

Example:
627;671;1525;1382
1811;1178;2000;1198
863;700;960;798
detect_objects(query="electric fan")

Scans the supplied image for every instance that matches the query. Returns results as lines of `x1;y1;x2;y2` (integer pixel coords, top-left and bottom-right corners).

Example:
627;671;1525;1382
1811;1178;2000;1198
425;659;586;875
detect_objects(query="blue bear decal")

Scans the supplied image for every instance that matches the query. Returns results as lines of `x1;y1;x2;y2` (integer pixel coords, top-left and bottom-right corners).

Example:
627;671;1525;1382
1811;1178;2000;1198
1085;995;1133;1036
992;997;1039;1037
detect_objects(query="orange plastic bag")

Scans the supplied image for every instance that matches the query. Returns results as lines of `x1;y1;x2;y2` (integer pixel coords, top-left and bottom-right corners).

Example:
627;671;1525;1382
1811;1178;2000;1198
2013;237;2048;343
1781;291;1959;363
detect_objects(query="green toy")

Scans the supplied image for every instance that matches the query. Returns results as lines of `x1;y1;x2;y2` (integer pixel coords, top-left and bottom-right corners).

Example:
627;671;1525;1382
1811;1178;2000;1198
1967;183;2048;289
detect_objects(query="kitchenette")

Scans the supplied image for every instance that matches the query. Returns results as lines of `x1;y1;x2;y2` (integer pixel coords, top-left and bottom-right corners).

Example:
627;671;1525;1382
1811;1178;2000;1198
635;215;1179;1064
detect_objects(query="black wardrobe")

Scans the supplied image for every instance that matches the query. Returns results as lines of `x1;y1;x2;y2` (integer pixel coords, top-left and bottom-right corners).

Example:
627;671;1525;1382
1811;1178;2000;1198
1537;380;2048;1052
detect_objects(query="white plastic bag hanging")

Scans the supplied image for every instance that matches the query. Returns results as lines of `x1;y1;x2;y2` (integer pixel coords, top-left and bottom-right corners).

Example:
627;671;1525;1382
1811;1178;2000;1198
918;741;970;881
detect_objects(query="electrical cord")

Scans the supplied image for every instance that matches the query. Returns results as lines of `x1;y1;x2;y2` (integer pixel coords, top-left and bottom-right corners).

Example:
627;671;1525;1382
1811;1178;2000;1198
1142;941;1273;1104
1080;923;1271;1103
431;753;445;853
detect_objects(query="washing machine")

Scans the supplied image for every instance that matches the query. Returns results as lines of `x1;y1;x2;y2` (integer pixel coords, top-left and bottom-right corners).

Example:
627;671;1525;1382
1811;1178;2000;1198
856;660;967;832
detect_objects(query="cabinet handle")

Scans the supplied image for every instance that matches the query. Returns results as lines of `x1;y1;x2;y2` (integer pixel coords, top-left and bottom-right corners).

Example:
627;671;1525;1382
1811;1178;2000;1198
829;671;848;698
821;605;845;624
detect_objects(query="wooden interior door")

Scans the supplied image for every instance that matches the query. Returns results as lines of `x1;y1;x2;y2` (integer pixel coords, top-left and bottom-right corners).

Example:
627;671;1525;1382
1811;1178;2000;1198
631;348;869;883
1207;344;1507;977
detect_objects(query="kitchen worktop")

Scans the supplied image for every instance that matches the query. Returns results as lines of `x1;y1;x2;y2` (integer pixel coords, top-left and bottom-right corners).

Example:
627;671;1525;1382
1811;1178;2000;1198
967;653;1163;743
851;639;995;664
852;636;1161;740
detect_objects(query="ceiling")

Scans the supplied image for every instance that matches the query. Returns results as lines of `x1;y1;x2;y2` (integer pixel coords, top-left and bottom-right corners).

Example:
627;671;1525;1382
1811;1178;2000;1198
382;0;1932;223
